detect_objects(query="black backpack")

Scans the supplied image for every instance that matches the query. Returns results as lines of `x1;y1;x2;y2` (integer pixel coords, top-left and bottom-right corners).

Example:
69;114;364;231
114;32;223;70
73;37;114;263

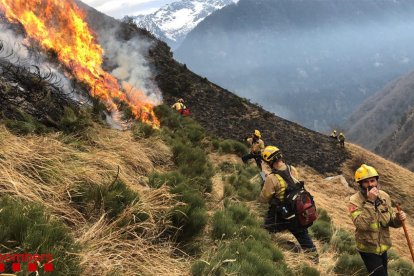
271;165;318;228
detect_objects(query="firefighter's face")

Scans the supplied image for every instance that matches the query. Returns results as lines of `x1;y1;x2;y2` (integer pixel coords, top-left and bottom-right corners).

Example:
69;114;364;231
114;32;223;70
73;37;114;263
360;177;378;189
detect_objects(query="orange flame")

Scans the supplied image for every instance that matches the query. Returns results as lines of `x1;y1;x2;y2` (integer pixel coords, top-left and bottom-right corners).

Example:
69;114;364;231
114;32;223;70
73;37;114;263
0;0;160;128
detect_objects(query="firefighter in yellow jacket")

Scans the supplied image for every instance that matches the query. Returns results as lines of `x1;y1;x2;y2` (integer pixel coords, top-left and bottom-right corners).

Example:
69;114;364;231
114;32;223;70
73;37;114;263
259;146;319;263
241;130;265;170
171;98;186;114
349;164;406;275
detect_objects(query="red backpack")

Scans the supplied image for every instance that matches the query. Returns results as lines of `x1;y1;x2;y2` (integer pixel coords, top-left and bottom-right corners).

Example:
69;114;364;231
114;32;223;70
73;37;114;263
271;165;318;228
180;108;190;116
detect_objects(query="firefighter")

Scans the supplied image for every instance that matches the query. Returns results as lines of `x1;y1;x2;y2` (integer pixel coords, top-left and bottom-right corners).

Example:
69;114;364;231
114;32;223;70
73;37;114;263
338;132;345;148
329;130;337;139
349;164;406;276
171;98;186;114
259;146;319;263
241;129;265;170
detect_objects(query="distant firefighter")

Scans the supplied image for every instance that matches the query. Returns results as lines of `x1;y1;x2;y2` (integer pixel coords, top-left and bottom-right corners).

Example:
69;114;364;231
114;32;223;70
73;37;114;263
242;129;265;171
171;98;190;116
338;132;345;148
329;130;337;139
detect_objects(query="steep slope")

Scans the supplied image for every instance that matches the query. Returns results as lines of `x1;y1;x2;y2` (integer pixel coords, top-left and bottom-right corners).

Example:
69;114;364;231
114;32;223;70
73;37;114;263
130;0;238;49
76;0;348;175
175;0;414;131
346;70;414;170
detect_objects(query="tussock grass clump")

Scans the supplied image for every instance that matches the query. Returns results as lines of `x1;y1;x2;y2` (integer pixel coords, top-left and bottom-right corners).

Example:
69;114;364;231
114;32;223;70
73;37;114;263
171;184;208;242
309;208;333;243
389;259;414;275
4;108;48;135
71;178;139;220
223;164;261;200
150;105;213;245
77;186;188;275
58;106;93;134
0;196;81;275
297;263;320;276
219;139;248;156
330;228;356;254
132;122;157;139
0;125;185;274
196;201;291;275
333;252;365;276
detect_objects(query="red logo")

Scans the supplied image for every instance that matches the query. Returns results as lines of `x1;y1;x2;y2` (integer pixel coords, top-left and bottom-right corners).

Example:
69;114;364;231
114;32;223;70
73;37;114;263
0;253;54;273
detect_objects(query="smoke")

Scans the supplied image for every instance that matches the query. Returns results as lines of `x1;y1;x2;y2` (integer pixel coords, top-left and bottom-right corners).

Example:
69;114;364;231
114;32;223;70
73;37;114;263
96;25;163;105
0;22;84;102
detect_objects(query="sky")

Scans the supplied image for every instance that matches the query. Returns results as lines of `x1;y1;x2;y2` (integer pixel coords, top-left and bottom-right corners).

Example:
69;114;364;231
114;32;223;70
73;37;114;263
81;0;176;18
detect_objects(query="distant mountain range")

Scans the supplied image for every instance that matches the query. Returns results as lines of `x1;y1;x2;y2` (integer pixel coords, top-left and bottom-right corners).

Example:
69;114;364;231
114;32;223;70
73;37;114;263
174;0;414;131
346;70;414;171
129;0;238;49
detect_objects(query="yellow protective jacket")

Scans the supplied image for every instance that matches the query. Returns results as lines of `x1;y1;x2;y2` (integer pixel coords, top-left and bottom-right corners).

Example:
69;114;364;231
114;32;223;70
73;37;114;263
172;102;186;111
246;137;264;154
258;164;299;203
349;190;402;254
338;133;345;142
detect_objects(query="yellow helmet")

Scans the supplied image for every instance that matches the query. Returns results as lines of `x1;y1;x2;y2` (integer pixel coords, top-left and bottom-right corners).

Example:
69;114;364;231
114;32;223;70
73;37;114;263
178;98;184;103
333;130;337;133
354;164;379;183
254;129;261;138
262;146;282;163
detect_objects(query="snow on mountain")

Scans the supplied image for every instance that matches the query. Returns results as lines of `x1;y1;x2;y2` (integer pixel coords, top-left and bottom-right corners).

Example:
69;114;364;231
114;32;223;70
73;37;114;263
131;0;238;49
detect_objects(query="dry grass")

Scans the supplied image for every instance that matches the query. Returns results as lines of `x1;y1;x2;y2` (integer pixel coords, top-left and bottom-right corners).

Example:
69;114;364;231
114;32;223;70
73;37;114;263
0;125;187;275
225;141;414;273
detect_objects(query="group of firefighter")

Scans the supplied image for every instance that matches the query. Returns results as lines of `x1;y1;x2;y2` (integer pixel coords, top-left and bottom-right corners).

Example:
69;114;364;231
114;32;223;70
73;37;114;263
171;98;410;275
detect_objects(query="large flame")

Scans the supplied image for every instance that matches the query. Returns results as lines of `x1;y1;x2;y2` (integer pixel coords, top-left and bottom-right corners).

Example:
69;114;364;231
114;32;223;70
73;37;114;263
0;0;160;127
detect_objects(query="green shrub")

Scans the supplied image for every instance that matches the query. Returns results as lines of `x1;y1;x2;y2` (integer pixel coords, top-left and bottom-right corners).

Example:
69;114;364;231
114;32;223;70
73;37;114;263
211;210;237;239
219;139;248;156
224;169;260;201
389;259;414;275
132;122;156;139
0;196;81;275
334;253;365;276
317;208;331;223
297;263;320;276
154;105;182;129
223;183;235;197
72;179;138;220
330;228;356;254
218;161;235;172
171;184;207;242
59;107;92;133
4;109;48;135
309;220;332;243
148;171;186;188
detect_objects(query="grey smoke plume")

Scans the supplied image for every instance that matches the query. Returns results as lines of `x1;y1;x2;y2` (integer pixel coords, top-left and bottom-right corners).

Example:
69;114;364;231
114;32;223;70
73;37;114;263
95;26;162;105
0;23;84;102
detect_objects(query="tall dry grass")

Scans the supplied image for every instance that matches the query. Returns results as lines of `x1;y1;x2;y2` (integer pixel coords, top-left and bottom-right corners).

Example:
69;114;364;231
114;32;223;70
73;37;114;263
0;125;188;275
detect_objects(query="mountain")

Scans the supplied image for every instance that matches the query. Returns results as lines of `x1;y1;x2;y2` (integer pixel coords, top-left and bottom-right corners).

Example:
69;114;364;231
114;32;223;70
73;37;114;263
346;70;414;170
129;0;238;49
1;1;414;275
175;0;414;131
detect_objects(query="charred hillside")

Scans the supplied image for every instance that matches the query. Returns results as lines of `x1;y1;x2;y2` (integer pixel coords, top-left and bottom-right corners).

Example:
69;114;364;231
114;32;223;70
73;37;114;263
76;1;349;175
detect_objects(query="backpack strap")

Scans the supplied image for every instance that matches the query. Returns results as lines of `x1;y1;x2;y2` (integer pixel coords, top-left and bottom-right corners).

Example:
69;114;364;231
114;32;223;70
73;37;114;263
270;165;299;202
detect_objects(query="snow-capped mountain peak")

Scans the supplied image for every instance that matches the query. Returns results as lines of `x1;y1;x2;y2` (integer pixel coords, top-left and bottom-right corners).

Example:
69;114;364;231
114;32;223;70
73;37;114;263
131;0;238;49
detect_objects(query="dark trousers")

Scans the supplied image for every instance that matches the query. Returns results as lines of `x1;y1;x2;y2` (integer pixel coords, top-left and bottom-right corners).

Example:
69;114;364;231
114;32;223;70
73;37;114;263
359;251;388;276
339;140;345;147
264;204;317;252
241;153;262;170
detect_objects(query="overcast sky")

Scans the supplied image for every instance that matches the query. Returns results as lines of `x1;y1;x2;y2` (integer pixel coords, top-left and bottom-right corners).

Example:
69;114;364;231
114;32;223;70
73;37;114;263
81;0;176;18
